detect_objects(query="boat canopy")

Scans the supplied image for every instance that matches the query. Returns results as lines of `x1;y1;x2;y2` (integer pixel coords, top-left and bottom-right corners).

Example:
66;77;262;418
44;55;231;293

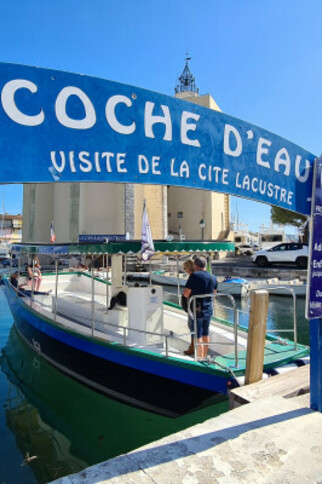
10;240;234;256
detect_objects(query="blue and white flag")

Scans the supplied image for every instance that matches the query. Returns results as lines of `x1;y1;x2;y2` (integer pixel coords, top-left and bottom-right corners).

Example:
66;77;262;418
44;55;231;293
141;200;155;260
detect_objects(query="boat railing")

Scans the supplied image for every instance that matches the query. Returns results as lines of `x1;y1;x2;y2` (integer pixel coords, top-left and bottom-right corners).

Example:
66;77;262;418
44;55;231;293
188;293;239;366
247;286;298;350
213;287;299;351
212;300;249;332
12;284;176;357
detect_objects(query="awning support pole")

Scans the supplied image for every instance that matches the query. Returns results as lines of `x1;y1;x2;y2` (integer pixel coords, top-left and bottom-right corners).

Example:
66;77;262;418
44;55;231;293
105;254;109;311
91;255;95;337
54;259;59;321
31;256;35;300
17;256;20;288
124;255;127;285
176;255;180;304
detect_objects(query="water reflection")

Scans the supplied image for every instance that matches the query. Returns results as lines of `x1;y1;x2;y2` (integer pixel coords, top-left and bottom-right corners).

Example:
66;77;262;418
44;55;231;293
1;326;228;483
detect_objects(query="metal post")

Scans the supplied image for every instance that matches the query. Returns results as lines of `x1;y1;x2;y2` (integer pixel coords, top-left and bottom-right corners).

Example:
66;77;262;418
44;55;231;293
124;255;127;285
176;255;180;304
54;259;59;321
17;256;20;291
293;292;298;350
9;252;12;278
233;301;239;367
31;256;35;300
193;298;197;360
105;254;109;311
310;318;322;411
91;255;95;337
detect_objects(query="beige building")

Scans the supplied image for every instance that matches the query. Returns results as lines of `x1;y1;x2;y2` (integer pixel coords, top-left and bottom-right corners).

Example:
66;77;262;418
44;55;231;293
22;183;167;243
0;213;23;243
22;60;230;244
169;78;230;240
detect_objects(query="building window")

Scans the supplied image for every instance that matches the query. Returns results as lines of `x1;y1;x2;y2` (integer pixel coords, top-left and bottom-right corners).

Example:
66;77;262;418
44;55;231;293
177;212;183;219
168;213;171;218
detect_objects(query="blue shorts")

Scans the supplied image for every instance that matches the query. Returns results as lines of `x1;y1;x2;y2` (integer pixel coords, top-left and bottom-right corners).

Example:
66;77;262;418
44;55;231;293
190;308;212;338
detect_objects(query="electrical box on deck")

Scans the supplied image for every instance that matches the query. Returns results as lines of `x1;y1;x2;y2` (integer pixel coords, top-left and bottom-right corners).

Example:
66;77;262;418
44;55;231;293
127;286;164;345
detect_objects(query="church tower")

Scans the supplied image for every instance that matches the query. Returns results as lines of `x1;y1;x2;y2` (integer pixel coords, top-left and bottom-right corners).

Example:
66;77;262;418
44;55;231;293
167;56;230;240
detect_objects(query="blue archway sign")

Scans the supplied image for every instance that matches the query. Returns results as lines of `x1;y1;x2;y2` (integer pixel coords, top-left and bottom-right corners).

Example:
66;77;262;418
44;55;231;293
0;62;316;215
0;63;321;412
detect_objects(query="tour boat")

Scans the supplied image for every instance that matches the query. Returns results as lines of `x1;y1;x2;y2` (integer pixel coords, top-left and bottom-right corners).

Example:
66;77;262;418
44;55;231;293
248;277;307;297
2;241;309;417
131;272;250;298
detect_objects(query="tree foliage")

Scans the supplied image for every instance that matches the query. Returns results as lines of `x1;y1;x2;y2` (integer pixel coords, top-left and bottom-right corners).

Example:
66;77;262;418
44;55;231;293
270;206;308;242
270;206;307;228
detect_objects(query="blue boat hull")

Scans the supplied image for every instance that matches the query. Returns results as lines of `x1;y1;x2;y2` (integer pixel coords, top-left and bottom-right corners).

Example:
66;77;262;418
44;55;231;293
3;283;231;416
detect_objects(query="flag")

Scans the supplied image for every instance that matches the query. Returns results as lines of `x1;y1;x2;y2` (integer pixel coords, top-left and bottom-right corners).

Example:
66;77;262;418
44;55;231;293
140;200;155;261
50;221;56;243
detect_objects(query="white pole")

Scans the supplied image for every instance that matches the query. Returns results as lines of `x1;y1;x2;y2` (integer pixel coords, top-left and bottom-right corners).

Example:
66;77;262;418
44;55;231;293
91;255;95;336
176;255;180;304
124;255;127;285
54;259;59;321
31;256;35;299
17;256;20;291
105;254;109;311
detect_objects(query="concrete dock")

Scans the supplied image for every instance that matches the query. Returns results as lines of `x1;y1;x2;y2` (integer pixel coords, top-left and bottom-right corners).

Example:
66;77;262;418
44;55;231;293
50;387;322;483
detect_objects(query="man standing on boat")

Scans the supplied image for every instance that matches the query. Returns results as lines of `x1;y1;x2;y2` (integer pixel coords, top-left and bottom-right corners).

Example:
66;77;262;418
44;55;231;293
182;256;217;359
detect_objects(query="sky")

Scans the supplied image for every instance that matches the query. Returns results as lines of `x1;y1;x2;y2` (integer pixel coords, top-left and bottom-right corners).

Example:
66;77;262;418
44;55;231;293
0;0;321;234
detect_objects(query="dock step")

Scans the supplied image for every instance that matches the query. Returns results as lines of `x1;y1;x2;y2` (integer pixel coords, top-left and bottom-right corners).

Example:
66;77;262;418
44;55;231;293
229;363;310;409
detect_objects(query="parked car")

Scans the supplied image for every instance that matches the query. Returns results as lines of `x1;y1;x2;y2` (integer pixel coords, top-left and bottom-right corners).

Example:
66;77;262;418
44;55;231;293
237;244;254;256
252;242;308;268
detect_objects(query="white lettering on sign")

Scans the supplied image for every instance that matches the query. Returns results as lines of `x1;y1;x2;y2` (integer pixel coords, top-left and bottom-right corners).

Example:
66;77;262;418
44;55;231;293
144;102;172;141
55;86;96;129
105;95;136;135
295;155;310;183
198;164;229;185
181;111;201;147
235;172;294;206
0;77;313;192
256;138;271;168
170;158;189;178
274;148;290;176
50;151;128;174
138;155;162;175
1;79;45;126
223;124;242;157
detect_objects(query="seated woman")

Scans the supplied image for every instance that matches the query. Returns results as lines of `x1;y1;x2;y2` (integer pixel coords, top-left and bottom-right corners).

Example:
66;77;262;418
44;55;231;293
28;257;42;292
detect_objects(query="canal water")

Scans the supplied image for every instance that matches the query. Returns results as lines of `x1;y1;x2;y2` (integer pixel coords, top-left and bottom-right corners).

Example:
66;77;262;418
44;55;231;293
0;286;309;483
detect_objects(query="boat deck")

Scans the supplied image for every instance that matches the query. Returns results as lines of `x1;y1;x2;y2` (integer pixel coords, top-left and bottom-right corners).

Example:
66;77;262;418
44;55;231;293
26;275;308;377
31;287;248;364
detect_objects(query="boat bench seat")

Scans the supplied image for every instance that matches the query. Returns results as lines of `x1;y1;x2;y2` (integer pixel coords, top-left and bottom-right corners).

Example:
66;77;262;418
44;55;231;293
53;294;129;333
